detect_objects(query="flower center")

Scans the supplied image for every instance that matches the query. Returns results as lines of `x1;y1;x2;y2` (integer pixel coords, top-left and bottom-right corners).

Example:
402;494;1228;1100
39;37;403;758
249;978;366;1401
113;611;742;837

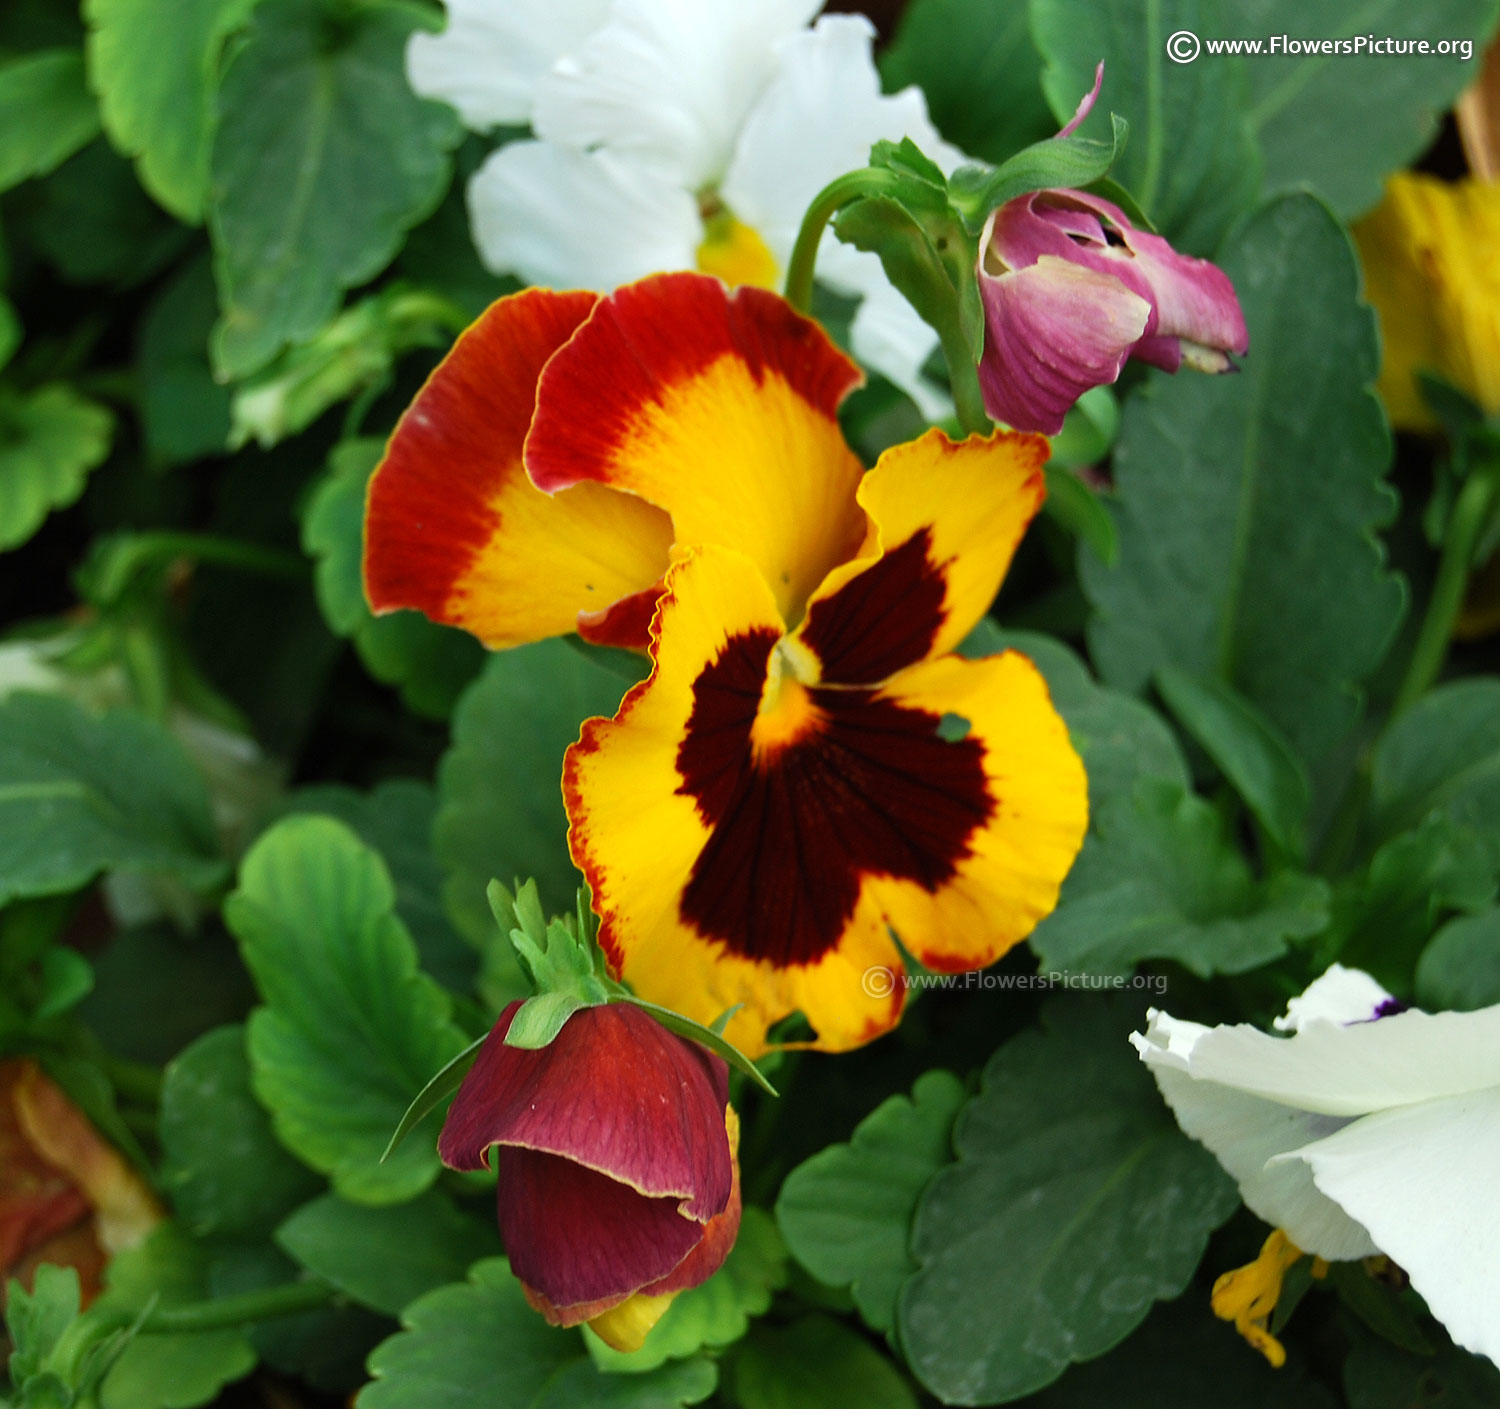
750;640;823;759
696;209;780;290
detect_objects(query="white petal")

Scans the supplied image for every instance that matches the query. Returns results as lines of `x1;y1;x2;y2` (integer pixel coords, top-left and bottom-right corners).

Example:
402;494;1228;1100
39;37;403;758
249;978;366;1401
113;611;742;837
1274;963;1394;1032
1140;1057;1378;1260
1284;1088;1500;1363
848;277;952;422
722;14;964;273
532;0;821;188
1133;1003;1500;1118
466;141;700;290
407;0;613;130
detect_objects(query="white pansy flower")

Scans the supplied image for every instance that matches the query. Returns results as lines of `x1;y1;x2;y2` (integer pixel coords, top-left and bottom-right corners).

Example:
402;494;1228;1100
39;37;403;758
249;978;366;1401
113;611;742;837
1132;964;1500;1368
407;0;613;130
410;1;963;416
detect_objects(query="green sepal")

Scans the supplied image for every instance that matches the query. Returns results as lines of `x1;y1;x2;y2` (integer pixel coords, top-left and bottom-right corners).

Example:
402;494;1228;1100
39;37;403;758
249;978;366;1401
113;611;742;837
488;879;616;1041
831;140;986;425
501;991;592;1051
379;1034;486;1164
611;994;778;1098
946;113;1129;232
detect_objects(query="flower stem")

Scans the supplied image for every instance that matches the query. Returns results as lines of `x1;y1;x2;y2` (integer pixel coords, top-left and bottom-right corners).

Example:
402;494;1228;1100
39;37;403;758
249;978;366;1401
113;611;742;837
1317;450;1500;875
782;169;900;315
936;323;993;438
94;1281;337;1335
1390;458;1500;718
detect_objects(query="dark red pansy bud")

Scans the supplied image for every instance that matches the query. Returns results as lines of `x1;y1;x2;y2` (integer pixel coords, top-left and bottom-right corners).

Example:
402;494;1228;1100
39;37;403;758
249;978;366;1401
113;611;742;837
439;1001;740;1349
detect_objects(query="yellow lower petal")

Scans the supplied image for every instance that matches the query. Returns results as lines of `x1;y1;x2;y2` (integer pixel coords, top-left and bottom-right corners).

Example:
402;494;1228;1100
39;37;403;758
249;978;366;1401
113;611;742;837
588;1290;679;1352
871;650;1088;971
793;430;1050;683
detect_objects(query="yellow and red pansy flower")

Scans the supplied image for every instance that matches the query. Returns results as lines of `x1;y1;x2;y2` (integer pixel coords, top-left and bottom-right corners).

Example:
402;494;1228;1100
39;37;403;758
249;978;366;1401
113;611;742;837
365;272;1087;1054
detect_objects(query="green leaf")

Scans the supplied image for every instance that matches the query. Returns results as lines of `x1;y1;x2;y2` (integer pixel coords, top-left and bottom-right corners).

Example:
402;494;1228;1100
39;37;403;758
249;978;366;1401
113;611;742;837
380;1032;484;1164
1032;777;1329;978
225;815;468;1204
208;0;463;377
0;49;100;192
275;1190;503;1318
302;438;485;721
1330;815;1496;994
0;383;113;552
899;997;1238;1403
9;138;188;286
1082;194;1403;774
204;1241;387;1393
0;295;19;372
584;1207;787;1374
159;1025;322;1241
1155;665;1312;857
137;254;232;466
1344;1333;1500;1409
1044;462;1118;566
0;693;224;905
282;779;477;993
358;1259;718;1409
1048;385;1120;469
434;640;636;948
880;0;1056;163
776;1070;963;1337
1238;0;1500;218
1032;0;1260;252
77;923;256;1067
962;623;1189;809
83;0;257;221
1369;679;1500;867
723;1315;918;1409
95;1224;257;1409
32;946;93;1020
1025;1294;1339;1408
1416;909;1500;1011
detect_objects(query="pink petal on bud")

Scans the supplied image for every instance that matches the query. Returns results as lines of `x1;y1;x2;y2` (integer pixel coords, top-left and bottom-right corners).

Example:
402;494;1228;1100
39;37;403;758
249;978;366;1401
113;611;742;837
977;256;1150;434
1056;61;1105;140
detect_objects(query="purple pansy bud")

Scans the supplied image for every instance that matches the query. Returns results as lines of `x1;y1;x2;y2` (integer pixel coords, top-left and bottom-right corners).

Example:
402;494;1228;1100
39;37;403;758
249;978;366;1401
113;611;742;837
976;188;1249;434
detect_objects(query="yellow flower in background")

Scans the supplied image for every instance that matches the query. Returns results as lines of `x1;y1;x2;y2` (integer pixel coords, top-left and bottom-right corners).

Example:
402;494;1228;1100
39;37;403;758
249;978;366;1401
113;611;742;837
1354;172;1500;431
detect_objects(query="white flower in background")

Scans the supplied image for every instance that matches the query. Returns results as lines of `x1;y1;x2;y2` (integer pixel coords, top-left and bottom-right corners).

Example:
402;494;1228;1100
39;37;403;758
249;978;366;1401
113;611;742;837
406;0;963;419
1132;965;1500;1368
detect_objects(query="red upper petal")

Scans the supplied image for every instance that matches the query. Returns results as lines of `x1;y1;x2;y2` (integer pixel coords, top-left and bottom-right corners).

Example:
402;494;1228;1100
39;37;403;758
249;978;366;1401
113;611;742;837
437;1003;732;1220
364;288;598;623
525;271;862;497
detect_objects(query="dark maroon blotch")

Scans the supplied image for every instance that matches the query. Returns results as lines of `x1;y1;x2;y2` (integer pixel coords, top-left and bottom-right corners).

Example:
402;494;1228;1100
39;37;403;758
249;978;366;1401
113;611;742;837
799;528;947;684
674;631;993;968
